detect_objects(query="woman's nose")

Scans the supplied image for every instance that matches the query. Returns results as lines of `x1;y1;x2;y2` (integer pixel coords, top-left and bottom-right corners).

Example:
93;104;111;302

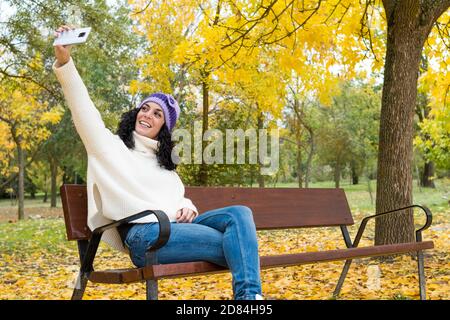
143;113;153;120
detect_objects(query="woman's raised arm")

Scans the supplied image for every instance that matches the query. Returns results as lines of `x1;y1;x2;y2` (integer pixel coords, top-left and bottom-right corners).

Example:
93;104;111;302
53;25;114;155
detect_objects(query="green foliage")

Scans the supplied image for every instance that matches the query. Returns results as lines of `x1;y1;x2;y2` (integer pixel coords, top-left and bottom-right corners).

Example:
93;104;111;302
308;81;381;185
1;0;143;187
0;218;68;254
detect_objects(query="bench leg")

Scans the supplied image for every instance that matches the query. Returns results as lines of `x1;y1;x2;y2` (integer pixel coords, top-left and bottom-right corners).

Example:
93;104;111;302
417;250;427;300
333;259;352;298
71;272;89;300
146;279;158;300
145;250;158;300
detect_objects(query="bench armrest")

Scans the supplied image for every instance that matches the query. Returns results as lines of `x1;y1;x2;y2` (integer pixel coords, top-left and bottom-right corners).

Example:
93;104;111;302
80;210;171;273
352;205;433;247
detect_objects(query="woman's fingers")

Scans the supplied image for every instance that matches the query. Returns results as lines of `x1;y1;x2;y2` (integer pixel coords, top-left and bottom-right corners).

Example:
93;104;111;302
187;209;196;223
176;209;182;222
176;208;196;223
55;25;75;36
54;24;74;61
59;25;73;31
180;208;190;223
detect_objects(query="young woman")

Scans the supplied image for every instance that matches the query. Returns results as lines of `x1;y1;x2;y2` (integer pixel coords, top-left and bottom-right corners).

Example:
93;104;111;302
53;25;263;300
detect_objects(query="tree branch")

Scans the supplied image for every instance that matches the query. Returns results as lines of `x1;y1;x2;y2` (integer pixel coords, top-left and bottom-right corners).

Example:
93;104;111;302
382;0;396;24
0;68;60;98
131;1;153;15
264;1;322;45
359;0;380;62
221;0;278;50
429;0;450;22
435;19;450;49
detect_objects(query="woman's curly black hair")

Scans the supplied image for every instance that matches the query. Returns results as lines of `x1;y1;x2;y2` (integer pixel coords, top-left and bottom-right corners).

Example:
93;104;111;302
117;108;177;171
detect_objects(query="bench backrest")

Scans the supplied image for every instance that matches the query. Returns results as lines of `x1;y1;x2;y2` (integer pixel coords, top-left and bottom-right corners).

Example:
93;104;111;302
60;184;354;241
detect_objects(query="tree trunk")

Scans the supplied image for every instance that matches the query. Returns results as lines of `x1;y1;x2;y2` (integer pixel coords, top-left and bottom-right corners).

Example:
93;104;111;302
334;163;341;188
295;119;303;188
296;145;302;188
375;2;443;245
50;158;58;207
257;170;265;187
257;111;265;188
17;141;25;220
198;74;209;186
421;161;435;188
62;166;70;184
292;98;303;188
42;170;48;203
351;160;359;185
367;173;374;206
304;130;314;188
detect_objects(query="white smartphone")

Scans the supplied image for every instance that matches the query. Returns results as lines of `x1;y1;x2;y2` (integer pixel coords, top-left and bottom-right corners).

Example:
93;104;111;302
53;27;91;46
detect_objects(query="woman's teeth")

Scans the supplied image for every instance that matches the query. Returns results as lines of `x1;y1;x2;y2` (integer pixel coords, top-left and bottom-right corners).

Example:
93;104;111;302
139;121;151;128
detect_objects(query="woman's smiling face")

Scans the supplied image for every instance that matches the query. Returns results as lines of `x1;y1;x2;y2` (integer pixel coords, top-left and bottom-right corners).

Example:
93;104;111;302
135;102;165;139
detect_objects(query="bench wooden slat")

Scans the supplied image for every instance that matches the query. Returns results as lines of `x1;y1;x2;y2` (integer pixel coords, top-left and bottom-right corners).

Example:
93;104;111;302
185;187;354;229
60;185;91;241
89;268;145;284
88;241;434;284
61;185;354;240
259;241;434;270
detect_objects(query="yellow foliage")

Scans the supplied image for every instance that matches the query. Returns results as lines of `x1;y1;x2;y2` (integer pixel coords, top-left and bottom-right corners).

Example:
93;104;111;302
0;208;448;300
0;70;63;176
127;0;448;153
422;11;450;111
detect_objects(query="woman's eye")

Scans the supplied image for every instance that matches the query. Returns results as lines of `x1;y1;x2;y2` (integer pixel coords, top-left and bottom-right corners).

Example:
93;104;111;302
155;112;161;118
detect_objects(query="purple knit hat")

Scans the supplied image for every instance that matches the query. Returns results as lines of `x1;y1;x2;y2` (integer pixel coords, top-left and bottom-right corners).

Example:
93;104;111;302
136;93;180;132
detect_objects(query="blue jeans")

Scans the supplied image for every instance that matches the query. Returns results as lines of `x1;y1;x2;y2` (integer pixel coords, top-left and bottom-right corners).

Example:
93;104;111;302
124;205;262;300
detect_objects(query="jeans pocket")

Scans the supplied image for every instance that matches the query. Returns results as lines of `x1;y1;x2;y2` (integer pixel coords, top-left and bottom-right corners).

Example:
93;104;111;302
124;223;159;251
125;223;159;268
124;225;142;250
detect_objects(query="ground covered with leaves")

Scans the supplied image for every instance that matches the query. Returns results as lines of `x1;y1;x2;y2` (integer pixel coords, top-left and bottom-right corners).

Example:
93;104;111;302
0;205;448;300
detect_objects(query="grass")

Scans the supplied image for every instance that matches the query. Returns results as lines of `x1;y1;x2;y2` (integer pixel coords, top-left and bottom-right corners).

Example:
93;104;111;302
270;178;449;222
0;217;71;255
0;196;62;208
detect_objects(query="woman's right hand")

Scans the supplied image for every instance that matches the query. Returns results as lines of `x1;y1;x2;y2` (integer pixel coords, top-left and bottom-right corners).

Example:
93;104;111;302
54;25;74;67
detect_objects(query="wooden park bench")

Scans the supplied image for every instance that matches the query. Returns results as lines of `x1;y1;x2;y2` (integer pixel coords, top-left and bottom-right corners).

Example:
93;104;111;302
60;184;434;300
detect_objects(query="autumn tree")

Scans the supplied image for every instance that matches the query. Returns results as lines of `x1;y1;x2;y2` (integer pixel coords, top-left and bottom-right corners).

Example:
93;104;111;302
312;81;380;188
1;0;142;207
129;0;289;185
196;0;450;244
0;72;63;219
127;0;449;245
415;56;436;188
414;22;450;186
373;1;449;245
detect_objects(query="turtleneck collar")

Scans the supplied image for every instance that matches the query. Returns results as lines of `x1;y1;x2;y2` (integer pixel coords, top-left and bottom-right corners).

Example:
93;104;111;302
132;131;159;155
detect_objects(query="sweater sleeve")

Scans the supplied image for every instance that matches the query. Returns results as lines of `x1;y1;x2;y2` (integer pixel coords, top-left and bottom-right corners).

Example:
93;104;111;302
179;197;199;215
53;57;114;155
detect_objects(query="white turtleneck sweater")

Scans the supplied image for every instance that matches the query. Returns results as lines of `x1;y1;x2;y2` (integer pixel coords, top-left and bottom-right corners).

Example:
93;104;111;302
53;58;198;253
